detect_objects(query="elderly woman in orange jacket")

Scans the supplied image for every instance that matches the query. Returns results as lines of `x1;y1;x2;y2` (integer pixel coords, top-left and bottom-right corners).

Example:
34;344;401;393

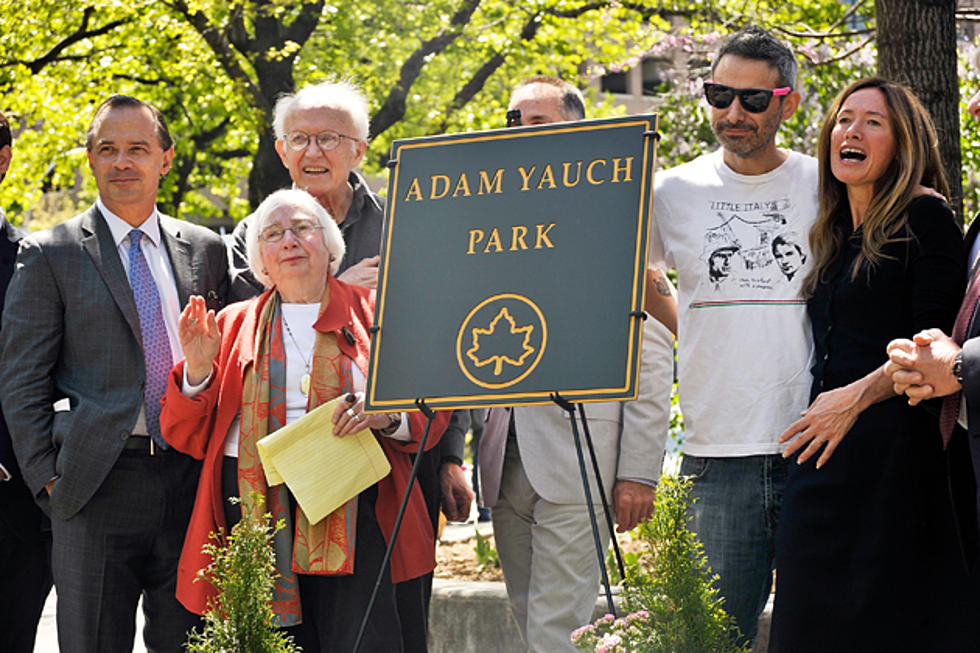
160;188;448;652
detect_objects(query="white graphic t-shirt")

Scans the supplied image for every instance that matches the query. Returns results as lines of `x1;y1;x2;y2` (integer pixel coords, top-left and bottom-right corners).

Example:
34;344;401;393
652;149;819;456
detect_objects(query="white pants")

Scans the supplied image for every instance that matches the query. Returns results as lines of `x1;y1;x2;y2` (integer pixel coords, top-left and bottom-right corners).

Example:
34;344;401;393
491;437;611;653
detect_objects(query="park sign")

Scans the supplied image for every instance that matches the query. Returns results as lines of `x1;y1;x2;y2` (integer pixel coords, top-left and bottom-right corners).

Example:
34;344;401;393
365;114;659;412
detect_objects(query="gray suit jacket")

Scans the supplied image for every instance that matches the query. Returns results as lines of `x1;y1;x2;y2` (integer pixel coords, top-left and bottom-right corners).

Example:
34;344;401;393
0;206;228;520
480;316;674;508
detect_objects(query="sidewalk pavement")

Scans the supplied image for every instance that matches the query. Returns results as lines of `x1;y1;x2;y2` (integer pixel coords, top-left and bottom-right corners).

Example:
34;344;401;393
33;591;148;653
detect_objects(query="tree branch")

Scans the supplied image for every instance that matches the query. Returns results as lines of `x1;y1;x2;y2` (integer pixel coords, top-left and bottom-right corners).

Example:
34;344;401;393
828;0;868;31
773;26;874;39
165;0;267;113
283;1;326;47
13;7;132;74
434;10;545;134
369;0;483;138
811;32;876;66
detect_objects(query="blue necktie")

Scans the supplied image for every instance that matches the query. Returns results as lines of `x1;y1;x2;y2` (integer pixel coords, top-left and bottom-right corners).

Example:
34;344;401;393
127;228;172;449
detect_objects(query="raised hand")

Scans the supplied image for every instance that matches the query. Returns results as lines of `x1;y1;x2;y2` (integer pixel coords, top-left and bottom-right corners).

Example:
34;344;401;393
179;295;220;385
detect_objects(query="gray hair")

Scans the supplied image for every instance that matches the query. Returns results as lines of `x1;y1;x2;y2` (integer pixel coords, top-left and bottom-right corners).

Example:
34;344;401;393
512;75;586;120
712;26;798;89
272;80;370;142
245;188;346;288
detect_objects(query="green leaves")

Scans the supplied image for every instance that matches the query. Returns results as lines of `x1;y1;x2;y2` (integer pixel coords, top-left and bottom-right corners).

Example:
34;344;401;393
186;493;299;653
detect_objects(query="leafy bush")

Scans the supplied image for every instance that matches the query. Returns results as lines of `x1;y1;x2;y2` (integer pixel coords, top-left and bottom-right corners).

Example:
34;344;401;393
185;494;299;653
574;475;747;653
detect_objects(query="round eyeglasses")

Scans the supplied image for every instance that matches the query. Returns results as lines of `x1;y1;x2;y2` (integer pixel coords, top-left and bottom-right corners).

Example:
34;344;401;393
283;130;359;152
259;221;324;243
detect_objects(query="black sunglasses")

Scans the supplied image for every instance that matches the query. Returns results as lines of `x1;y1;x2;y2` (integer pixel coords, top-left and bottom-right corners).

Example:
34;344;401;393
703;82;791;113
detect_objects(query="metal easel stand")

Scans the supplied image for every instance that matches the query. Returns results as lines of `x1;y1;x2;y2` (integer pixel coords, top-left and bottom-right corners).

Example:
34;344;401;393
549;391;619;617
352;398;436;653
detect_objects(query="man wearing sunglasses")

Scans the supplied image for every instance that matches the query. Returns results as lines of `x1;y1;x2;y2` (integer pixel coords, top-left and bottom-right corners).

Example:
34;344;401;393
646;26;816;647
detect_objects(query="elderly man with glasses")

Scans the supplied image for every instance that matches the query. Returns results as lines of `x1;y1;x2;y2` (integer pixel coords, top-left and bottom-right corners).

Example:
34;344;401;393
229;80;474;653
231;81;383;297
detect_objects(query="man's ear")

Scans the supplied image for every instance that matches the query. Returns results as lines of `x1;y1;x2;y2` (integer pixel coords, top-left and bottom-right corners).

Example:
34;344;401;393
160;146;174;176
0;145;11;179
275;139;289;168
781;90;802;121
351;139;367;168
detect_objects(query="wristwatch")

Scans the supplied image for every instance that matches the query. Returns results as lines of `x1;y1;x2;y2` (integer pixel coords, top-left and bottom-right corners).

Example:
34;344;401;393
952;352;964;385
376;412;402;436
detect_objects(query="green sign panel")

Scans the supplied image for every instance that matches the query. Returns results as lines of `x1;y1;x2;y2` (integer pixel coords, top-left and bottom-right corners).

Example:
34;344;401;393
366;114;659;412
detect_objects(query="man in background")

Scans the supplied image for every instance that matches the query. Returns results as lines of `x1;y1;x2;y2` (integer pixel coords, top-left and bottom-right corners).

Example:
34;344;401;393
479;76;676;652
0;108;53;653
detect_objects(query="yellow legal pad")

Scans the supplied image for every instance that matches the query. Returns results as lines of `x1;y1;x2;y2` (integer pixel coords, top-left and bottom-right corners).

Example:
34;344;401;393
256;395;391;524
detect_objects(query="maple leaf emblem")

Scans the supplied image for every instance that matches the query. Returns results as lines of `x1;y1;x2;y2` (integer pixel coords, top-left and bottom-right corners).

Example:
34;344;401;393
466;307;536;376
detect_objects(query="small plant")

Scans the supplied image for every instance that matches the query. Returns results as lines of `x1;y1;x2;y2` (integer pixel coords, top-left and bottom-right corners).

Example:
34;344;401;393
473;528;500;570
185;493;300;653
574;475;747;653
605;541;639;586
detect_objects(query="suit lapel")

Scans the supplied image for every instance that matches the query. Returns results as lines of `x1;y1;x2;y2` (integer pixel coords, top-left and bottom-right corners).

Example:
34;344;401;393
963;216;980;338
159;215;196;307
0;218;22;312
80;207;142;343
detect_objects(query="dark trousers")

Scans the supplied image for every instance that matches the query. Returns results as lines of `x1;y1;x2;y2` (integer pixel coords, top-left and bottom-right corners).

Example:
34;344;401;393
51;449;202;653
0;523;52;653
222;456;404;653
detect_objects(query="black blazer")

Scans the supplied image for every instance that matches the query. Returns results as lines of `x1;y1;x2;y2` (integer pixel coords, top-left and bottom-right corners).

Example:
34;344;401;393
0;214;45;542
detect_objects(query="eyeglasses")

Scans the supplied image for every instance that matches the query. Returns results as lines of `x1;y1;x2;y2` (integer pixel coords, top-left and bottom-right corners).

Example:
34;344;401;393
703;82;791;113
283;130;359;152
259;220;324;243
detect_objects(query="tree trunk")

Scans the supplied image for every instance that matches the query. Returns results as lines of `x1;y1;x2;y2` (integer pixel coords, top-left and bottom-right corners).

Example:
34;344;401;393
876;0;962;222
248;57;296;208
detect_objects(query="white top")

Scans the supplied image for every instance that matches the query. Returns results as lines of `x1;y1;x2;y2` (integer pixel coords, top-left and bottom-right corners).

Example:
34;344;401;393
184;302;408;457
98;197;182;437
651;149;819;456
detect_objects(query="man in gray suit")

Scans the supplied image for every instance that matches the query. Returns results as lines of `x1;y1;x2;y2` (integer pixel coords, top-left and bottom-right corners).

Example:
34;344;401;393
479;77;675;652
0;95;228;652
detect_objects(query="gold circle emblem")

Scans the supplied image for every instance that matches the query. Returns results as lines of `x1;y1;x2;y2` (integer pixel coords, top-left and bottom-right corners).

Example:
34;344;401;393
456;293;547;389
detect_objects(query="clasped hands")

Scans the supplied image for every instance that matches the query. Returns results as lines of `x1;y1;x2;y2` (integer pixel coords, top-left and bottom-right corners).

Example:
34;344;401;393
884;328;961;405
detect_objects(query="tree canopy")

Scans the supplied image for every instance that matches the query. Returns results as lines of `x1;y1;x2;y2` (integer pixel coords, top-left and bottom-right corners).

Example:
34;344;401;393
3;0;977;227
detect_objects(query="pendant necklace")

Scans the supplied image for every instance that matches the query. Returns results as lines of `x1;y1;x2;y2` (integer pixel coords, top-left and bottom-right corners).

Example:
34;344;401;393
281;312;313;396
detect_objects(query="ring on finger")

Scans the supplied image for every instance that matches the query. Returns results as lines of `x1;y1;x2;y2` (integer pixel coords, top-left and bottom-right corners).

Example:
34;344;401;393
346;408;356;418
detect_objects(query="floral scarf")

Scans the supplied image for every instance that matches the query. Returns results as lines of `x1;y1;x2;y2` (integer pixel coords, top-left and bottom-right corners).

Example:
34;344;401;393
238;290;357;625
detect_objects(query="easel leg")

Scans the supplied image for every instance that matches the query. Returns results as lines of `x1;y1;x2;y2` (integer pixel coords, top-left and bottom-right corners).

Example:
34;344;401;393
551;393;616;617
353;399;436;653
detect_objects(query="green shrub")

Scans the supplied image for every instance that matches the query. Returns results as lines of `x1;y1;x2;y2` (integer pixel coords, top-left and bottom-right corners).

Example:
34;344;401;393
185;494;300;653
574;475;747;653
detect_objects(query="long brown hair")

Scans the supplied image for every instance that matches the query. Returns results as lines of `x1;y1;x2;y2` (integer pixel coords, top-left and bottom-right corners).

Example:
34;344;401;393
803;78;949;297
